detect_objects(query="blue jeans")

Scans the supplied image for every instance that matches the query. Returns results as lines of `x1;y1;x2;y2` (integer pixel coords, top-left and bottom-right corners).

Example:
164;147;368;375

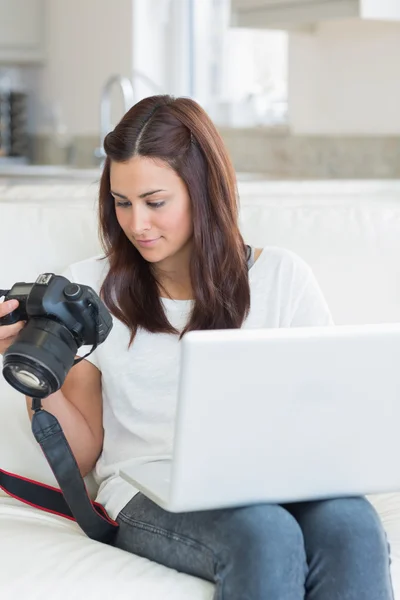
112;494;394;600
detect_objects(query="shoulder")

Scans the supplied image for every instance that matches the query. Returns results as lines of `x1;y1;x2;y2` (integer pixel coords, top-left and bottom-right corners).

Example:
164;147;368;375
62;255;109;293
251;246;312;284
250;246;333;326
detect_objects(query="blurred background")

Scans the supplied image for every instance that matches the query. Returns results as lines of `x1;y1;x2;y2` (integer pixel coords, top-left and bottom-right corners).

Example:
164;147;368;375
0;0;399;179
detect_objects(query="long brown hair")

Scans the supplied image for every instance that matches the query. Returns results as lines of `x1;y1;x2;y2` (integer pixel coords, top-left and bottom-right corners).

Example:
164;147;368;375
99;95;250;343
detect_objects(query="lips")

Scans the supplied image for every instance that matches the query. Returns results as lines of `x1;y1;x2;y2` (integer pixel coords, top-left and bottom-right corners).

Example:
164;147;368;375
136;237;160;247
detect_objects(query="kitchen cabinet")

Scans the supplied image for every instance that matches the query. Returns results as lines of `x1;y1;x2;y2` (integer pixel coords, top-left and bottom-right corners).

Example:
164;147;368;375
0;0;45;63
231;0;400;29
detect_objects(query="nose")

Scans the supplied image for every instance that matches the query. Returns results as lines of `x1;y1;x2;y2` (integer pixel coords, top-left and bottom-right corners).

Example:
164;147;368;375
129;204;151;236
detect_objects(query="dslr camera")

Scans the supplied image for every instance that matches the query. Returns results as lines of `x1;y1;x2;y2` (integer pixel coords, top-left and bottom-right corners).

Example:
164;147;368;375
0;273;112;398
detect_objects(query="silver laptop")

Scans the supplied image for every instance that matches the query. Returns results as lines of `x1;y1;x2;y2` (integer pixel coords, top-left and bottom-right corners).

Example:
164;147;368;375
120;323;400;512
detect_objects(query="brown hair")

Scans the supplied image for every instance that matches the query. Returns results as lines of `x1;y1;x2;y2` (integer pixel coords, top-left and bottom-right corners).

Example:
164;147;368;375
99;95;250;343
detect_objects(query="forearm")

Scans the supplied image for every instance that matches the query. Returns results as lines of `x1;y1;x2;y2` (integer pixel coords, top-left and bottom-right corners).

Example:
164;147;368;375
25;390;102;477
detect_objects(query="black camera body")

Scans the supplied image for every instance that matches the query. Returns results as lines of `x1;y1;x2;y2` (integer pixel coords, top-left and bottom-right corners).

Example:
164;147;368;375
1;273;113;398
0;273;110;345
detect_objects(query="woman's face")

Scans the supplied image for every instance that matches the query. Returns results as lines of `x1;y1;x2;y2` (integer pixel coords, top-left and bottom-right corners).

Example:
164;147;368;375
110;156;193;266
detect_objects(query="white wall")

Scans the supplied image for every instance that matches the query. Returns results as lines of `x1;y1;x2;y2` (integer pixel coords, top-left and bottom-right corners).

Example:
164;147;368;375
37;0;134;136
288;19;400;135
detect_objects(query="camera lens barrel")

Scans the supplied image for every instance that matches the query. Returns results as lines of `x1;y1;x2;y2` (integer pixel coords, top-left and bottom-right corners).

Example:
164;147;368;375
2;317;79;398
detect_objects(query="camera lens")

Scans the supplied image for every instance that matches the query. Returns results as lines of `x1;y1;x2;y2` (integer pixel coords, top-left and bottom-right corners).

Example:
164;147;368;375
10;367;44;391
2;317;78;398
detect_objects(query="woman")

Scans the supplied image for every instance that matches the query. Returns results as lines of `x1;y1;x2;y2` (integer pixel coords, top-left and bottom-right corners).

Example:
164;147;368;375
0;95;393;599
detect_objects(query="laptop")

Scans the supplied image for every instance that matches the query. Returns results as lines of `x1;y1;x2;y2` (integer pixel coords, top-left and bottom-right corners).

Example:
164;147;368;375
119;323;400;513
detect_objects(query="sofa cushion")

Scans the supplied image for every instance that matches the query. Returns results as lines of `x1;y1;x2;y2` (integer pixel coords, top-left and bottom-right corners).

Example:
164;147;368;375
0;497;213;599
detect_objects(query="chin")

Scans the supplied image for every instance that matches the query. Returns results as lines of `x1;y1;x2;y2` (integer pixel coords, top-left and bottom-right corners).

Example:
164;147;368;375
142;254;164;264
135;247;167;264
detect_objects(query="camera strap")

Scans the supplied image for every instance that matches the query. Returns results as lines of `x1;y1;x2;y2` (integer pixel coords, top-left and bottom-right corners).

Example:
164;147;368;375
0;397;118;544
1;245;255;544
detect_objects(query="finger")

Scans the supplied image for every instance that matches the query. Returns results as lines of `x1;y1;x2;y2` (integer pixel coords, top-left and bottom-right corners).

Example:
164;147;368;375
0;299;19;318
0;321;25;339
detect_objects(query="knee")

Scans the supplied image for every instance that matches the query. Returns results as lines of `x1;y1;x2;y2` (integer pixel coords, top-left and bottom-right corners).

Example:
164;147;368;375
220;503;306;563
305;497;388;556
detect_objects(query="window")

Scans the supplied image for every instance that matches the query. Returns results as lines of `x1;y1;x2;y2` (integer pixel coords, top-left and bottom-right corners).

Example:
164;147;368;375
191;0;288;127
132;0;288;128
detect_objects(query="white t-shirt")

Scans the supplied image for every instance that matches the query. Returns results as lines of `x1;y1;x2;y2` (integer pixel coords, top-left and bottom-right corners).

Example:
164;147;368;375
63;247;333;520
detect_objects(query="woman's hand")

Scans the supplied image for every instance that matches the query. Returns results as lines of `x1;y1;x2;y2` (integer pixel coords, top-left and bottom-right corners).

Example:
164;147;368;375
0;300;25;356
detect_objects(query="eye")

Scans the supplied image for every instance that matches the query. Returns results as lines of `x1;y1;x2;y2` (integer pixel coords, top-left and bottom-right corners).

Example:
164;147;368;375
115;200;131;208
147;201;165;209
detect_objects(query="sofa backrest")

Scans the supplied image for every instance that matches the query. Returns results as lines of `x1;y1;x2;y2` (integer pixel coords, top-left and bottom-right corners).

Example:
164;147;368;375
0;194;100;288
0;191;102;493
239;192;400;325
1;183;400;492
2;186;400;324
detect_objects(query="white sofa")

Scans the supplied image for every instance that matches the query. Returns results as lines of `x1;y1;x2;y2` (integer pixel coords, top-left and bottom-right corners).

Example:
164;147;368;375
2;179;400;598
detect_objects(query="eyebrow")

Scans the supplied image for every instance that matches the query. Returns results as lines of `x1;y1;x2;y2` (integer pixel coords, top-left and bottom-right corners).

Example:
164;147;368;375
111;189;166;200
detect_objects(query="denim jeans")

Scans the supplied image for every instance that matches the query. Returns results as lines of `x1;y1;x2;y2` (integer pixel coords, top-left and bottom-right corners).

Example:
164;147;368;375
112;494;394;600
